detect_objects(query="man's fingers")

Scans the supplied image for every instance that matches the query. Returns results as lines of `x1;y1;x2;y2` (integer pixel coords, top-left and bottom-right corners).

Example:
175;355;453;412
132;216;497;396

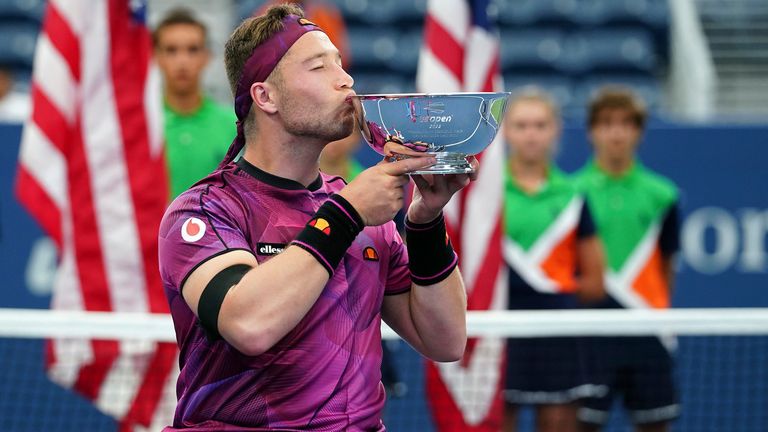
411;174;430;192
383;142;426;158
380;155;436;175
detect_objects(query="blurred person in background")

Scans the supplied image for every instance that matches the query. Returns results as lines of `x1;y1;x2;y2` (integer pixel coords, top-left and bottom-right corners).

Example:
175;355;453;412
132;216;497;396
575;87;680;432
153;8;236;199
0;65;30;123
257;0;350;68
501;88;606;432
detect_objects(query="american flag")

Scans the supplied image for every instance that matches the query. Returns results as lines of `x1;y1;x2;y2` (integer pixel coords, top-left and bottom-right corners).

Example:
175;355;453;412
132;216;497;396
15;0;177;430
417;0;507;430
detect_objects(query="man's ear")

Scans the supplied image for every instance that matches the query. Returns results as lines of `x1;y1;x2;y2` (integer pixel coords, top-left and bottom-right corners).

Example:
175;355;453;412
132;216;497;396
251;82;278;115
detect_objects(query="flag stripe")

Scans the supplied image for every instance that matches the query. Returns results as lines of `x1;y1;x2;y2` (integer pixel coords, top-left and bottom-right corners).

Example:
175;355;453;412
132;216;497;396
17;0;175;428
424;15;465;83
15;166;63;247
107;0;169;314
30;85;69;152
121;343;178;428
44;3;81;81
418;0;506;429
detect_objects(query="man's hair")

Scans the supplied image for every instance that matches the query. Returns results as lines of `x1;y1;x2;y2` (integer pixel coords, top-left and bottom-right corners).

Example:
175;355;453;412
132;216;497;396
152;8;208;48
588;86;647;130
223;3;305;96
507;86;561;122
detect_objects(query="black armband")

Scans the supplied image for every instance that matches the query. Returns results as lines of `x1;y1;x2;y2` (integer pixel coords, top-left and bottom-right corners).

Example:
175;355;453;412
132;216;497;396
198;263;252;341
291;194;364;276
405;213;458;285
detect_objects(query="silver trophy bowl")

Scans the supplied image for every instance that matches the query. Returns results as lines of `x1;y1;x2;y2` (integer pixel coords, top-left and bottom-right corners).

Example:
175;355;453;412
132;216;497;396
354;92;511;174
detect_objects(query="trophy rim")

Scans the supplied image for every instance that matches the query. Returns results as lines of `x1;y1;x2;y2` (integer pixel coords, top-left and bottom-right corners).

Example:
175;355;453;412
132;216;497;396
355;92;511;100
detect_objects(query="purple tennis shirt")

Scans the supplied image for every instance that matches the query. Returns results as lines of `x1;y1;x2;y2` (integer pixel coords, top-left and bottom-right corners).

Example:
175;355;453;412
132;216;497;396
158;158;411;431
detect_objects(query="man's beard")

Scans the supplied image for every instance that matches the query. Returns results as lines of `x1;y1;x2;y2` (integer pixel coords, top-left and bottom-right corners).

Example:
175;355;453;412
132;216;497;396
280;93;355;142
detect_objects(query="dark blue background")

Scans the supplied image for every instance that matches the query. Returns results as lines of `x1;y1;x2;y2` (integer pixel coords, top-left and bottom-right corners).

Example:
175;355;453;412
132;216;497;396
1;122;767;431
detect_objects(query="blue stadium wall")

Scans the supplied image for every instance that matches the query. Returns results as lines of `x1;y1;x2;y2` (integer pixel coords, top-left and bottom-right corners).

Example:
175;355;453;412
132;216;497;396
1;122;767;431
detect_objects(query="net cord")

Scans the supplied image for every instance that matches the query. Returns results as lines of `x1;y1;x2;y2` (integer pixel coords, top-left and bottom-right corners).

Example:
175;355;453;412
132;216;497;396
1;308;768;340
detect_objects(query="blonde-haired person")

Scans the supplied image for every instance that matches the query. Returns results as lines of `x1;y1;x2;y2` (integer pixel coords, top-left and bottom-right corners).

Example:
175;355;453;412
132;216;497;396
502;88;606;432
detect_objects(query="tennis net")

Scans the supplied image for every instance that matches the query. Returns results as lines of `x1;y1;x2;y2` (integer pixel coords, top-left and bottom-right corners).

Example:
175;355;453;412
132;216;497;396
0;308;766;431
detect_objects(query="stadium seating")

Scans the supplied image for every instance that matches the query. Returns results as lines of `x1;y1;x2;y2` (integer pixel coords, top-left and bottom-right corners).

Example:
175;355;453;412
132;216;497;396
0;23;38;70
560;28;658;74
330;0;426;25
0;0;670;117
0;0;44;24
334;0;669;114
496;0;580;27
347;26;422;74
499;28;564;73
503;73;575;111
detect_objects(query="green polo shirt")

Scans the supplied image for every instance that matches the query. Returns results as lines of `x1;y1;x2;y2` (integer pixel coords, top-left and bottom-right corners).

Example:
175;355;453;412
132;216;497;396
164;97;236;199
573;161;678;273
504;165;583;250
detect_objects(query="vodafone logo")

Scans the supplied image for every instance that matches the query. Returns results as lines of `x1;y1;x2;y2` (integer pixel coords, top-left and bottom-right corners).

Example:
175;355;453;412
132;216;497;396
181;217;206;242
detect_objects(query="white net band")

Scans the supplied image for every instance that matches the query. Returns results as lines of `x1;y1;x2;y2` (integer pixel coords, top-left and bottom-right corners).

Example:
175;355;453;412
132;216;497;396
1;307;767;340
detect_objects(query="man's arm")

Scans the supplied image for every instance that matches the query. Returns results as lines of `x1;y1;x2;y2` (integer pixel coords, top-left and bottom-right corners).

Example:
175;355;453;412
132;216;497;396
181;248;329;356
180;156;434;356
381;269;467;362
377;156;477;362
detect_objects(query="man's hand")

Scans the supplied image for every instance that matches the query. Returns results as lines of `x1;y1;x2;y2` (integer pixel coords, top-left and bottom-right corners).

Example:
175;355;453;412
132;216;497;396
408;157;479;224
338;156;435;226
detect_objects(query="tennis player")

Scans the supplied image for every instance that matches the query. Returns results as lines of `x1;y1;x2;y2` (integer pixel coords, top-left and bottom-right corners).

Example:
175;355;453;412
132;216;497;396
501;89;605;432
158;4;471;431
575;87;681;432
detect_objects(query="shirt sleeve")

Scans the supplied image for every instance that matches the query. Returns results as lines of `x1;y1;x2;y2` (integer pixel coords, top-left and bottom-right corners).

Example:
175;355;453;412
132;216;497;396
659;201;681;257
158;187;253;293
577;198;597;239
384;224;411;296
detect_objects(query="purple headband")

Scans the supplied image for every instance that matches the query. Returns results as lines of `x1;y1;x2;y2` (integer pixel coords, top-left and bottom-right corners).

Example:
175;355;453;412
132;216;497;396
219;15;324;168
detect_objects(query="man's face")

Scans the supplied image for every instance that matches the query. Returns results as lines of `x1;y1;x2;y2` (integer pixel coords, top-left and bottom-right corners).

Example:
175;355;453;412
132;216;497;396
271;31;355;143
589;108;642;162
155;24;208;96
503;100;559;164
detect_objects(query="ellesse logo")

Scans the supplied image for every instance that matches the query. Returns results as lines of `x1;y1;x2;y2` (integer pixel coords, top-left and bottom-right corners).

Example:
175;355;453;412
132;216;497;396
308;218;331;235
257;242;286;256
181;217;206;242
362;246;379;261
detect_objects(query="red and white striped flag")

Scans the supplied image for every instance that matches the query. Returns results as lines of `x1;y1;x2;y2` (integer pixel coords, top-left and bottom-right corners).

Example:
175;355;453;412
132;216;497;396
15;0;177;430
417;0;507;430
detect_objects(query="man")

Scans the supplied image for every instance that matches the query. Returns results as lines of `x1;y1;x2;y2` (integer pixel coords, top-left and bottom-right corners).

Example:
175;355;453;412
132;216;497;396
153;8;236;199
158;5;471;431
574;87;681;432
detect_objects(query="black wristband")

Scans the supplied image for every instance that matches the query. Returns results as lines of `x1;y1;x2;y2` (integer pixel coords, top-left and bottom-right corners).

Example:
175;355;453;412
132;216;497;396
292;194;363;276
405;213;458;285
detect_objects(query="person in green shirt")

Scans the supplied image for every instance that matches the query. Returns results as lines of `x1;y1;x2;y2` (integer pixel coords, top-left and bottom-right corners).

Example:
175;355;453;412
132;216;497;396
153;8;236;199
575;88;681;432
501;89;606;432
